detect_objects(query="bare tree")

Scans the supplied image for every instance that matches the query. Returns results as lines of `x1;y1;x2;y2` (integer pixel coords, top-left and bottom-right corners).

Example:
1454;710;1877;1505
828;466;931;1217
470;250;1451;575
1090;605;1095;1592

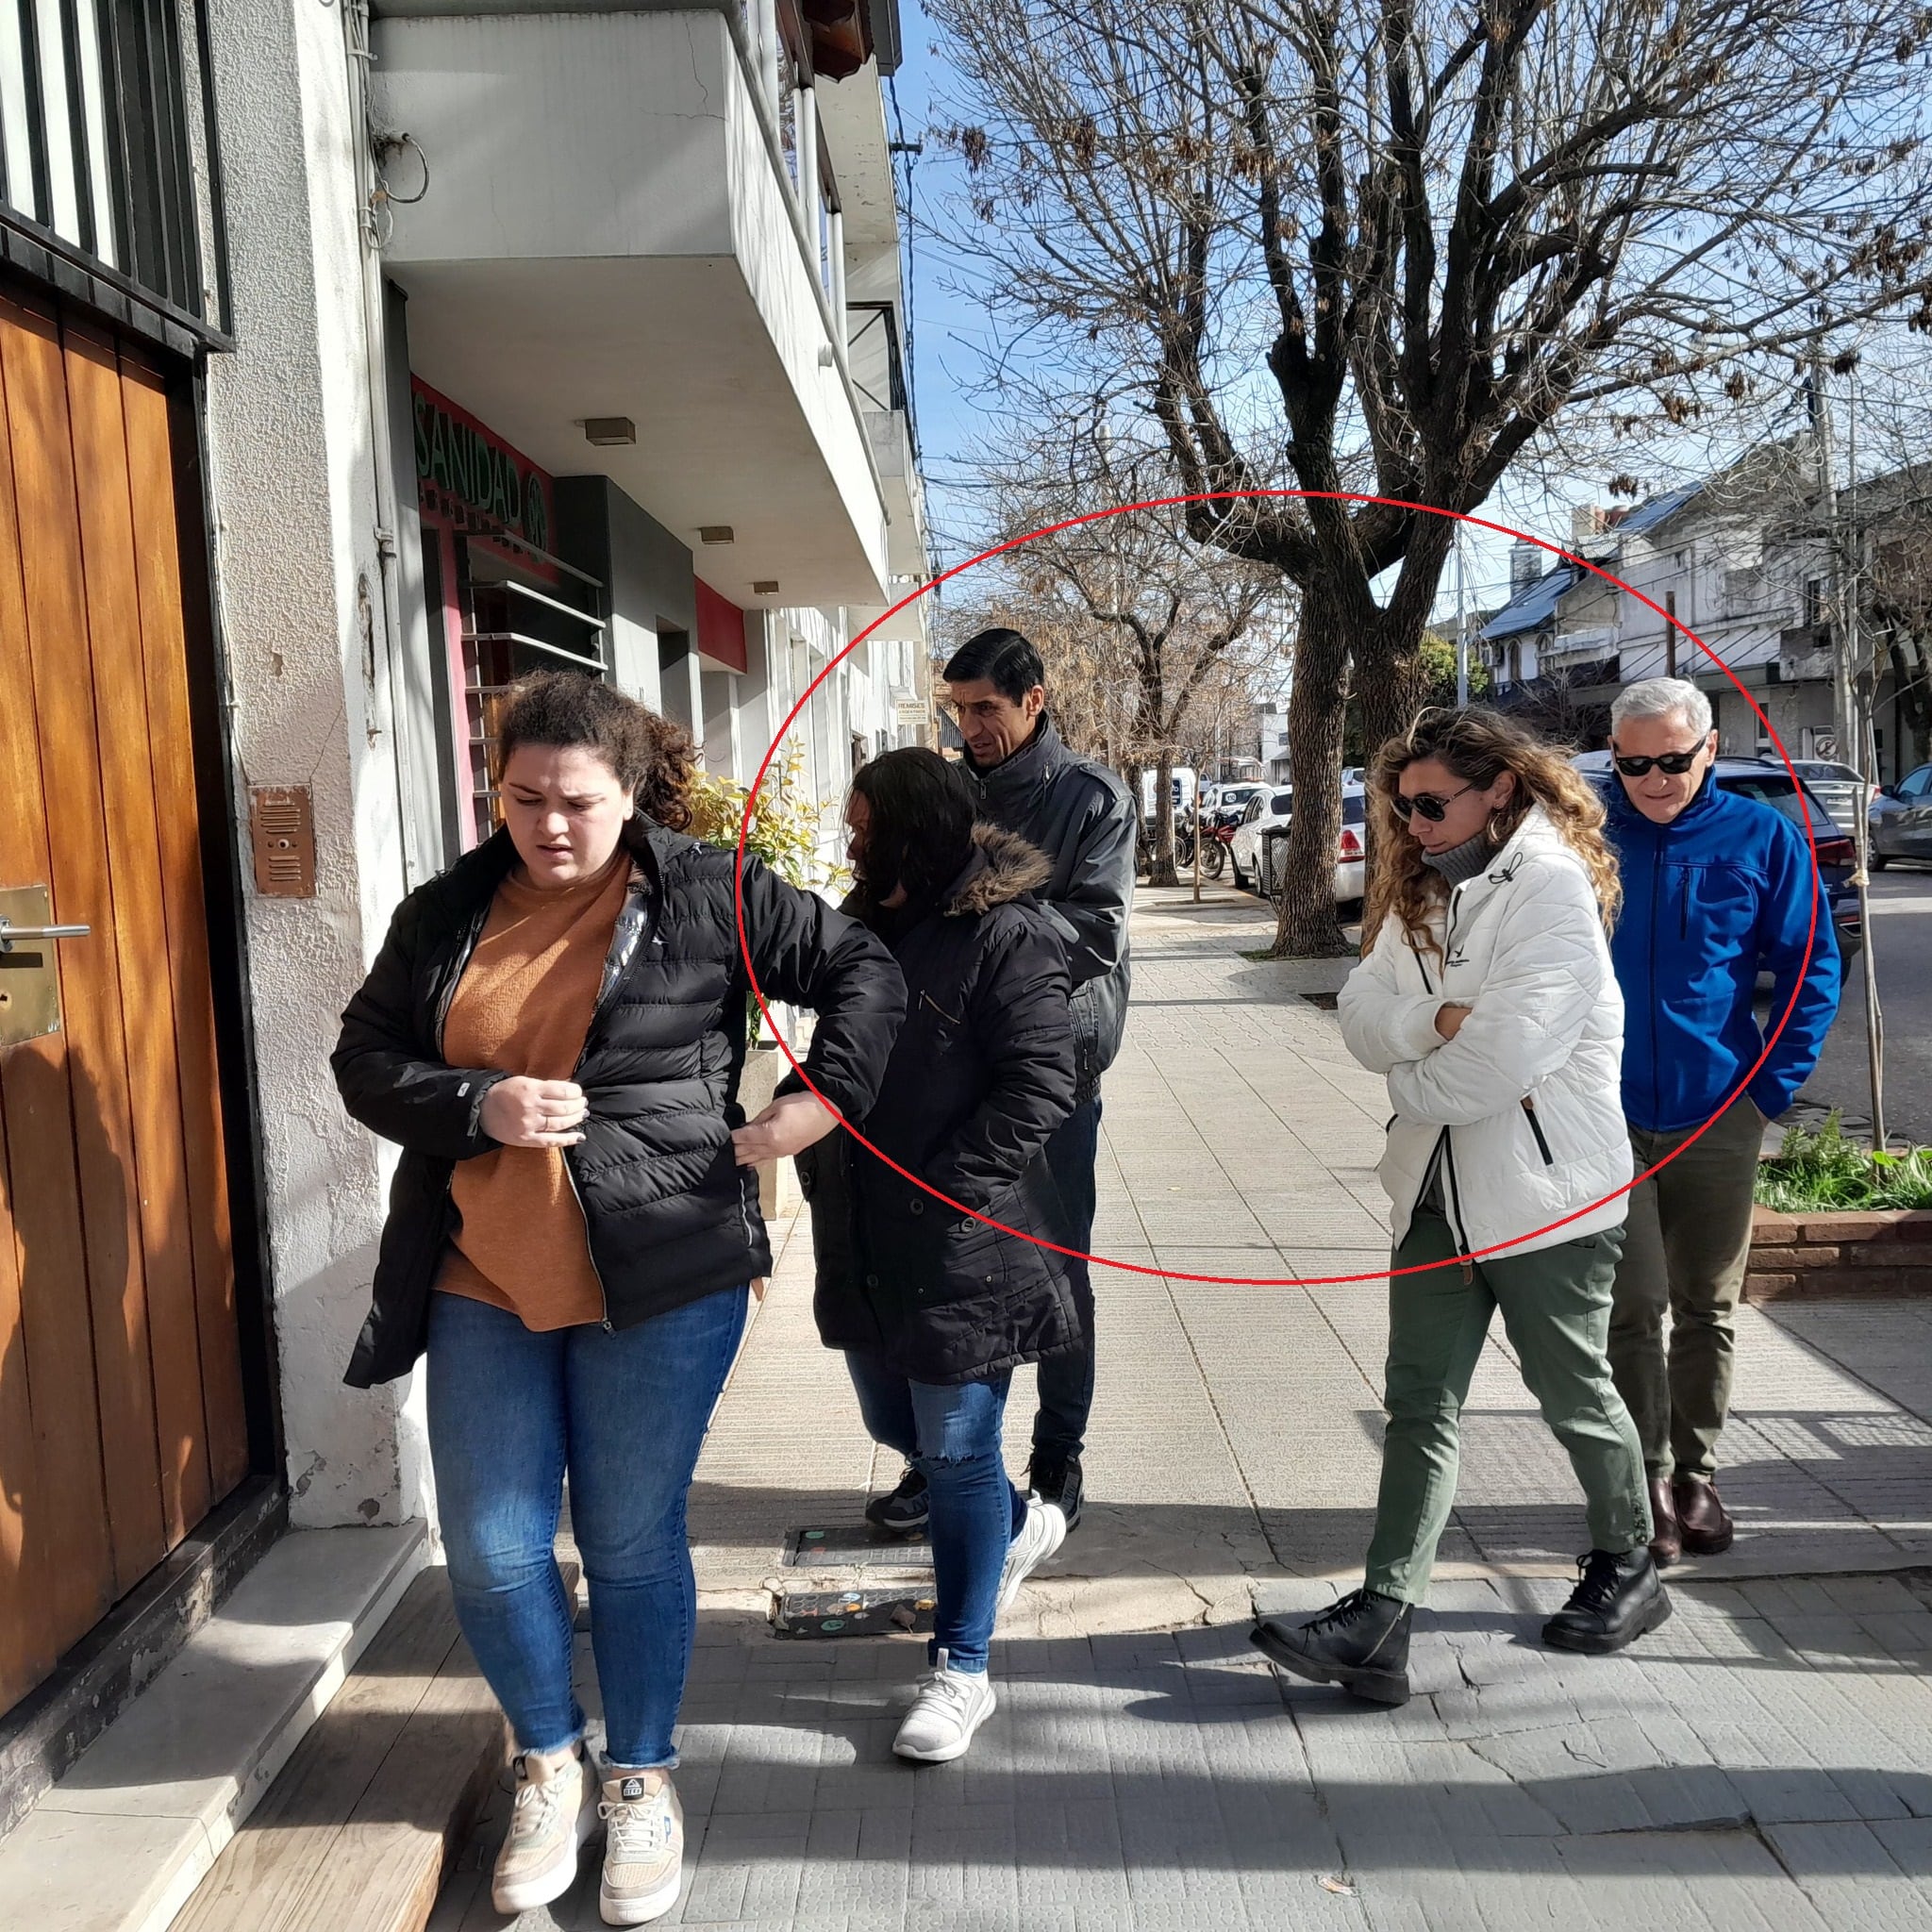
968;428;1286;882
925;0;1932;953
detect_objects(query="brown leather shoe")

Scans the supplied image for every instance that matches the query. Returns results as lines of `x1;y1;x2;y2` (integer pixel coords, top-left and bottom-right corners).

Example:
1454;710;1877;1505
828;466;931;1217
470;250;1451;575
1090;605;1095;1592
1673;1474;1734;1556
1647;1475;1683;1567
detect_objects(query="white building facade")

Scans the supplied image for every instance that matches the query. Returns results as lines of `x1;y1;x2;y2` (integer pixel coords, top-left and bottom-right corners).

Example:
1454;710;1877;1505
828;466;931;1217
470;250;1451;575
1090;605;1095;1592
0;0;928;1820
1484;465;1904;774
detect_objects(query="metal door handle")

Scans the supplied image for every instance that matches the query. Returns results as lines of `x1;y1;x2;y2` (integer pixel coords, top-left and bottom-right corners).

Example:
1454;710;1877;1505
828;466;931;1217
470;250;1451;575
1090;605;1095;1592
0;920;91;952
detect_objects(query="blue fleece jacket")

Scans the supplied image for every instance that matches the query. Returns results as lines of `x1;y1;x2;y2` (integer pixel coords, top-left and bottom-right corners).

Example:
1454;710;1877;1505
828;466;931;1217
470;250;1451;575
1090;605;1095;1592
1605;774;1842;1134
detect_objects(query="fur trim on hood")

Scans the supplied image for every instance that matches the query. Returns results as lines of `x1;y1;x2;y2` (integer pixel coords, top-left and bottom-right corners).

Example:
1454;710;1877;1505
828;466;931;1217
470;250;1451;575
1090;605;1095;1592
945;823;1053;915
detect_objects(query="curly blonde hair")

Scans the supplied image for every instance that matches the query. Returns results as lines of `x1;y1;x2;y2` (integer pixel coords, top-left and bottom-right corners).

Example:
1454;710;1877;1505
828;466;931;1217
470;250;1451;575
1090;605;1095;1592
1363;707;1622;959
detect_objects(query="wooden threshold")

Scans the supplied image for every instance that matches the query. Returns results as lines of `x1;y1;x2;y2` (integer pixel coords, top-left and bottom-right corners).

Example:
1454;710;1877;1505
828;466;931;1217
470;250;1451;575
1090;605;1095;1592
170;1563;571;1932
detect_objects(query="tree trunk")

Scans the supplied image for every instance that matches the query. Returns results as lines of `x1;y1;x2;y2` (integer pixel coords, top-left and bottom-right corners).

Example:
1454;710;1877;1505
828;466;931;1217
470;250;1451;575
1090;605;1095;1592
1150;750;1179;887
1348;602;1432;915
1890;637;1931;770
1117;757;1143;874
1271;604;1353;958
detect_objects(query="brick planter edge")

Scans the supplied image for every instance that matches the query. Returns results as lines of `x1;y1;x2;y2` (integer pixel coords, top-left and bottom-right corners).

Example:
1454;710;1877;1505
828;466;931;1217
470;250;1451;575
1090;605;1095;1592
1744;1206;1932;1301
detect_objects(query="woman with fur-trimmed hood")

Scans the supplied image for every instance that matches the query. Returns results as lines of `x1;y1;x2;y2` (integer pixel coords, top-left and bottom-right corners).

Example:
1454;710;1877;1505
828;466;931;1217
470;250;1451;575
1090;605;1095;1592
793;746;1080;1766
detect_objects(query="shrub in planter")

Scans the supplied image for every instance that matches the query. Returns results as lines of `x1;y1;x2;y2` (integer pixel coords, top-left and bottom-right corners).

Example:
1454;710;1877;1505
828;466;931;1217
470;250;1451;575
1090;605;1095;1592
1754;1111;1932;1215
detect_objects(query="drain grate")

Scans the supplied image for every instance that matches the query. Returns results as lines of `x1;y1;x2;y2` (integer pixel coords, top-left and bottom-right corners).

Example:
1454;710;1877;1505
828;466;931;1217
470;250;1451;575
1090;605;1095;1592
1300;990;1340;1009
789;1524;934;1569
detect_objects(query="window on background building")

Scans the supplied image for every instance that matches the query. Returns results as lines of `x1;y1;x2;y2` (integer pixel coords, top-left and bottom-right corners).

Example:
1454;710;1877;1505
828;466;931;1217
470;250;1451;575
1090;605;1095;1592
1805;577;1825;630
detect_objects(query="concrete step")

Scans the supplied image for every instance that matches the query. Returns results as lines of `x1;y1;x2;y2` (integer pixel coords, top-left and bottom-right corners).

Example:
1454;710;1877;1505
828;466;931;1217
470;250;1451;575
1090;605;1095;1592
0;1521;426;1932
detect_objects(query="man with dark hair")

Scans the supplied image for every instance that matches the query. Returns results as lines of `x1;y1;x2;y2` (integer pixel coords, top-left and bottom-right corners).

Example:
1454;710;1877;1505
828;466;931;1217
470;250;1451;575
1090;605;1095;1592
865;626;1135;1539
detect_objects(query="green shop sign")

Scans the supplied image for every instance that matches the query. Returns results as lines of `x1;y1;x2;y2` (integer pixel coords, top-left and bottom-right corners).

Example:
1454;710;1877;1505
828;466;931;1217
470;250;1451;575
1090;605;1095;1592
411;377;551;552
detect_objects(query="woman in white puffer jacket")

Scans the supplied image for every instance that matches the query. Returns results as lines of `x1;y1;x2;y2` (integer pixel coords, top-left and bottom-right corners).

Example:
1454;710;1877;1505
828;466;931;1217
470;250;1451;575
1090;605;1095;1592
1251;708;1666;1708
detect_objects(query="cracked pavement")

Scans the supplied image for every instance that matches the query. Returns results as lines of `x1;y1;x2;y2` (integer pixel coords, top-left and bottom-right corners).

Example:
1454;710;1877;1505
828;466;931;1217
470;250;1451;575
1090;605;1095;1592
436;885;1932;1930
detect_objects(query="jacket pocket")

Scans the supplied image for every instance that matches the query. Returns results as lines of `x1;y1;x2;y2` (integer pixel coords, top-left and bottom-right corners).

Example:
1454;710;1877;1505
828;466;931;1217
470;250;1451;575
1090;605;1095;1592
1521;1096;1555;1166
934;1211;1008;1294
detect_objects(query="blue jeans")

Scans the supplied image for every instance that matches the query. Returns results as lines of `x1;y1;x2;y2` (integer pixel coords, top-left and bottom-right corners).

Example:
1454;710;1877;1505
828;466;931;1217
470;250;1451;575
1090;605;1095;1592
1033;1095;1101;1461
426;1286;747;1766
845;1354;1026;1673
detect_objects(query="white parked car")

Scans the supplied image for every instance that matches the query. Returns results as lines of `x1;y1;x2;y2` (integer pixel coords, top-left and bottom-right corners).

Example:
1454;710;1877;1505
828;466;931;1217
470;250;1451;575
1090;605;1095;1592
1207;781;1266;828
1230;787;1292;888
1231;782;1368;905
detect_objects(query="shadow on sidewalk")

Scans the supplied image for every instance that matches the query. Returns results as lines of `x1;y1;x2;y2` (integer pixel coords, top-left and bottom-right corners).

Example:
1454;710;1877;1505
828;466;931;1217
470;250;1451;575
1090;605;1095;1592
431;1603;1932;1928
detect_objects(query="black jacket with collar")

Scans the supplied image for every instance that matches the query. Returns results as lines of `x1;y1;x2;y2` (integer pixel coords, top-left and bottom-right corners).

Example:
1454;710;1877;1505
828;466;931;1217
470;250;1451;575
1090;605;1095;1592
964;717;1134;1102
796;825;1081;1385
331;819;906;1386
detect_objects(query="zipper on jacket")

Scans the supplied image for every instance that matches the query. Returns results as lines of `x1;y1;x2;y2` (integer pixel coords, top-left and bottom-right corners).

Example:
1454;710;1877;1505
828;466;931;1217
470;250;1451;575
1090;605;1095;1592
434;897;494;1057
1648;841;1662;1127
1521;1095;1555;1165
1439;1130;1474;1281
565;878;653;1335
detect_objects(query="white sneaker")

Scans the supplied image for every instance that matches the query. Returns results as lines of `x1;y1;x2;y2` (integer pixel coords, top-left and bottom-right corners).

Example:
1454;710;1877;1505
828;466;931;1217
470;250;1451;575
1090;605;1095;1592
491;1742;598;1915
892;1649;997;1762
597;1765;684;1925
996;1492;1068;1614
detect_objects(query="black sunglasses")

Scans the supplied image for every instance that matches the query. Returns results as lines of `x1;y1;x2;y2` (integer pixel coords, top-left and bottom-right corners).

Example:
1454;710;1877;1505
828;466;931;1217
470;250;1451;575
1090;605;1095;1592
1613;748;1705;777
1391;781;1475;824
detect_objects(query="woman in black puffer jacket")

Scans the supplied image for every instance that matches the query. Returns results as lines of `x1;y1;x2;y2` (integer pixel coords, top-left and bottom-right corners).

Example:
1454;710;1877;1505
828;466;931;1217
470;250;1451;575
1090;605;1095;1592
332;674;902;1920
796;747;1078;1766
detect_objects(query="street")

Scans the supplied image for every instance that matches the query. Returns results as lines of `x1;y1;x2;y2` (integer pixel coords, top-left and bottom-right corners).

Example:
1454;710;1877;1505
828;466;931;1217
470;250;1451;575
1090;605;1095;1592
1780;868;1932;1148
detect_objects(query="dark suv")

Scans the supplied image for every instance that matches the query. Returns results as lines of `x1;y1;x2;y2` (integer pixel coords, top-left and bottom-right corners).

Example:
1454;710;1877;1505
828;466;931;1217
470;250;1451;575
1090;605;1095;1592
1574;752;1861;964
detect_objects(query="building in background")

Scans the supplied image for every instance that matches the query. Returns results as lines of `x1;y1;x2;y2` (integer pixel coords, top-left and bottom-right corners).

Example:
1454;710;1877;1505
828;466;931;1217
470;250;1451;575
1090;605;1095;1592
0;0;928;1835
1255;702;1291;783
1485;461;1916;776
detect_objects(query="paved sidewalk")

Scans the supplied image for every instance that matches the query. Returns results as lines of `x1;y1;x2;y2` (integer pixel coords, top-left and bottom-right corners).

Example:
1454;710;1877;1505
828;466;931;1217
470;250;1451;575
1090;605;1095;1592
434;885;1932;1930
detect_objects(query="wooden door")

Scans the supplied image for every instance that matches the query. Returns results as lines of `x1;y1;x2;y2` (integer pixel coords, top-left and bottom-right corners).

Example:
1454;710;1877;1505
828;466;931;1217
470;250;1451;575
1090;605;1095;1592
0;286;250;1718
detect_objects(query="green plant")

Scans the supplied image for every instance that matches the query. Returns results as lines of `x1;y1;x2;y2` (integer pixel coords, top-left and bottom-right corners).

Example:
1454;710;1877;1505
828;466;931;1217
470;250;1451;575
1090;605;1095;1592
1754;1111;1932;1213
689;748;850;1041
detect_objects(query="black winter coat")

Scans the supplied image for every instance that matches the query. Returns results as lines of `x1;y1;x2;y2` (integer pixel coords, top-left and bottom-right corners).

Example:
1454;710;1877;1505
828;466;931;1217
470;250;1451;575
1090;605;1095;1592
965;717;1135;1102
332;820;906;1386
796;825;1080;1384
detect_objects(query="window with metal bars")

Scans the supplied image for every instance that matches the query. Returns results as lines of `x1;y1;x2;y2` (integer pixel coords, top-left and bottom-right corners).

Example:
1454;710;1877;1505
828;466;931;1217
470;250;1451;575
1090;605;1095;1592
0;0;225;330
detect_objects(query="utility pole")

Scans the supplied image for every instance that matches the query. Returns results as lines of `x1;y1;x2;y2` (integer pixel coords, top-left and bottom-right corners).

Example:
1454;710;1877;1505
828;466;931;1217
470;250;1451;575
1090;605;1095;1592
1813;349;1888;1149
1810;351;1858;761
1455;525;1470;708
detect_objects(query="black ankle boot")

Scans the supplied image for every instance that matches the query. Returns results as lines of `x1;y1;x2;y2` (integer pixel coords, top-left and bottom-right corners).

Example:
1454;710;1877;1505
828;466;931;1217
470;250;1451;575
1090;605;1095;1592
1542;1548;1673;1654
1249;1588;1413;1706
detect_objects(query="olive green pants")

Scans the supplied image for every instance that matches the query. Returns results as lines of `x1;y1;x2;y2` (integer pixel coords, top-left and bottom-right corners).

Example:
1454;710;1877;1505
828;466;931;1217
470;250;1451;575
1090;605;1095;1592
1607;1098;1764;1482
1364;1208;1651;1605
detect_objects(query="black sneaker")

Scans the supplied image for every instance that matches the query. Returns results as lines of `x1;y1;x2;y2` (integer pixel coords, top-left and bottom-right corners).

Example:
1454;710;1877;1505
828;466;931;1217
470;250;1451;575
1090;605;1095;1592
1541;1548;1673;1655
863;1464;928;1536
1249;1588;1413;1707
1026;1453;1083;1532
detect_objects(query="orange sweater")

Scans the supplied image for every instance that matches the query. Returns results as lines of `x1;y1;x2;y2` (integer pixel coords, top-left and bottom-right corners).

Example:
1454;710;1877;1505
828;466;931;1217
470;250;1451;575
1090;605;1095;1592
436;851;632;1329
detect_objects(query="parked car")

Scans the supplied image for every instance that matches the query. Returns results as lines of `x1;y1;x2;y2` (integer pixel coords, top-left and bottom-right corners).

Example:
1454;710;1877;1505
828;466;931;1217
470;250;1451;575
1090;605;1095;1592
1230;787;1292;888
1574;751;1861;962
1232;782;1368;906
1774;758;1873;839
1207;781;1265;829
1869;761;1932;869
